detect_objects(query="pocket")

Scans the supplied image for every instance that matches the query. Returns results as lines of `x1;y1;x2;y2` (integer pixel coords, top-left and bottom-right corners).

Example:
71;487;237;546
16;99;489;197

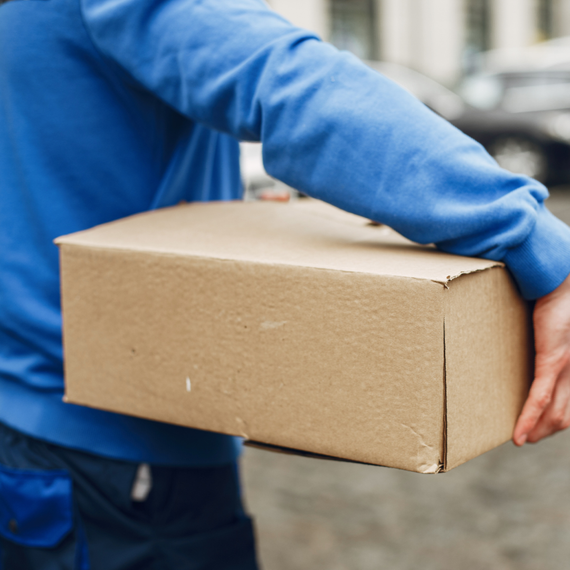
0;465;88;570
0;465;73;548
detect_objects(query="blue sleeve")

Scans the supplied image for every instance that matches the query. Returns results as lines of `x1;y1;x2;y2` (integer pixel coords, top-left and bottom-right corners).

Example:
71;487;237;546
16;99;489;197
80;0;570;300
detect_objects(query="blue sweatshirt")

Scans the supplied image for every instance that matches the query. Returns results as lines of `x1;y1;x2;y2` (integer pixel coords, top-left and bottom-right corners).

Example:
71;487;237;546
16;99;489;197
1;0;570;466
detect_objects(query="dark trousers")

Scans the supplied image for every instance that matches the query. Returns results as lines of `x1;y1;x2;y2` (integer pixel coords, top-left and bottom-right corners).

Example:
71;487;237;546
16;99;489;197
0;422;258;570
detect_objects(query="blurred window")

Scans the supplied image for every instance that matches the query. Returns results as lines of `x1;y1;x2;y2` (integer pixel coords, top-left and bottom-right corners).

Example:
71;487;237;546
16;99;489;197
464;0;491;68
537;0;555;42
330;0;378;60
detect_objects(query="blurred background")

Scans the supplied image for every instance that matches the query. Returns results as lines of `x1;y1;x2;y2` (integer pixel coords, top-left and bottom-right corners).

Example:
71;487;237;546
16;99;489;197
242;0;570;196
241;2;570;569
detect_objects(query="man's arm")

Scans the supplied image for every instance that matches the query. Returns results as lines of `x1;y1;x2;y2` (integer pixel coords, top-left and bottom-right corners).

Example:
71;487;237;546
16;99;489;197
79;0;570;299
80;0;570;442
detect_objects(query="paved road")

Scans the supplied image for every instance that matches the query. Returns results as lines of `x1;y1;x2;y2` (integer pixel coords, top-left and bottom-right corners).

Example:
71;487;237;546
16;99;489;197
241;187;570;570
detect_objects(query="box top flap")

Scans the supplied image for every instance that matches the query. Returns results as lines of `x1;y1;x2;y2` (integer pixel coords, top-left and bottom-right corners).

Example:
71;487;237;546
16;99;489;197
55;200;501;283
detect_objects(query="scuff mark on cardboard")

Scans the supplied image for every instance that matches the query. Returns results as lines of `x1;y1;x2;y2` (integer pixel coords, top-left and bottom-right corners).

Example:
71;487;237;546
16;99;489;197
401;423;441;474
260;320;287;331
235;416;250;439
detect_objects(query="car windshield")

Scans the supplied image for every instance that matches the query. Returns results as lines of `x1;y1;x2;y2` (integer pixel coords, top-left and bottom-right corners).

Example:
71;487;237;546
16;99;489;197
460;72;570;113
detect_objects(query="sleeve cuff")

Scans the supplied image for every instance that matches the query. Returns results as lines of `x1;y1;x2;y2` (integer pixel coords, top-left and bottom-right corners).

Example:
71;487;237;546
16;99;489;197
503;205;570;300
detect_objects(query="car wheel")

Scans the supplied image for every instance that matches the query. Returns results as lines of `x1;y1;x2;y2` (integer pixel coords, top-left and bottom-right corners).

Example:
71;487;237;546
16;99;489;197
487;136;548;182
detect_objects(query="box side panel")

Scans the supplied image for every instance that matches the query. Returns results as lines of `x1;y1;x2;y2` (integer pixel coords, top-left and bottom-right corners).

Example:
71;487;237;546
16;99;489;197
60;245;445;473
444;268;532;471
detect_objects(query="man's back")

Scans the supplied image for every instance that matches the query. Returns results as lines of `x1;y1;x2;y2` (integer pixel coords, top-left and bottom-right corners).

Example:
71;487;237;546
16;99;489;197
0;0;242;464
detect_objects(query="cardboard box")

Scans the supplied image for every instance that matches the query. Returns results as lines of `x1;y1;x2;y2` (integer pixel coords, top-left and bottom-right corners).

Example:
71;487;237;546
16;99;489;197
56;200;532;473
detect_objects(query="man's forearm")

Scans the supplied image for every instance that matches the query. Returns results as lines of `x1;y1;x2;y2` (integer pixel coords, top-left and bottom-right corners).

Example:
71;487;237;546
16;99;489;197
82;0;570;300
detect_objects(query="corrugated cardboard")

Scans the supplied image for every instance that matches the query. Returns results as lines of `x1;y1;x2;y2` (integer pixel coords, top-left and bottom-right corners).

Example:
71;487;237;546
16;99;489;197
56;200;533;473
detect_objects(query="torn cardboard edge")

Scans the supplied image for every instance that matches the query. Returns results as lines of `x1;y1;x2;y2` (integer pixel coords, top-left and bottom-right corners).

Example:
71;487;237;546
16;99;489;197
438;265;504;288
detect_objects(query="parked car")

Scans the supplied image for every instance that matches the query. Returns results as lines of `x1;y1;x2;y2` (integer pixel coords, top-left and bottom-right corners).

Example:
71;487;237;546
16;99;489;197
371;61;570;184
454;69;570;183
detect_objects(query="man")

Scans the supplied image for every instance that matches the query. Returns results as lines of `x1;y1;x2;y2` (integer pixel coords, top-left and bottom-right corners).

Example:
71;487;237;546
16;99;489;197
1;0;569;568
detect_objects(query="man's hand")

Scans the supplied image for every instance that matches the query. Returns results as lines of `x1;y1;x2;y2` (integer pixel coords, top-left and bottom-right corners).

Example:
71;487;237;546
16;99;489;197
514;274;570;446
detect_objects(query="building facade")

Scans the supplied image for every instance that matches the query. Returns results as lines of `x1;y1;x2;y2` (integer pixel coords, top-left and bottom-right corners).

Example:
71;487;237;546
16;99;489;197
266;0;570;85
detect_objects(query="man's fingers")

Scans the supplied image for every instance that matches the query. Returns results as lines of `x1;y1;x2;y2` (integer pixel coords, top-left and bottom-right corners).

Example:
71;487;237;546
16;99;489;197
515;274;570;447
526;363;570;443
513;369;559;446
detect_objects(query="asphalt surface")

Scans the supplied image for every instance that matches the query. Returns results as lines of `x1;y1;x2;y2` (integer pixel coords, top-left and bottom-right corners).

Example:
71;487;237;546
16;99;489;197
241;187;570;570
